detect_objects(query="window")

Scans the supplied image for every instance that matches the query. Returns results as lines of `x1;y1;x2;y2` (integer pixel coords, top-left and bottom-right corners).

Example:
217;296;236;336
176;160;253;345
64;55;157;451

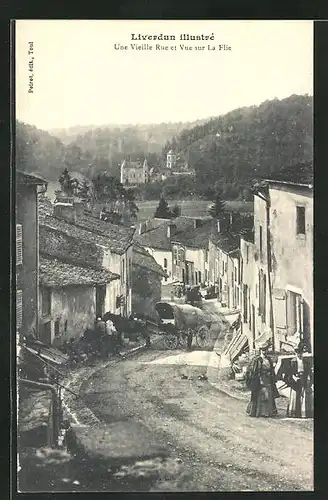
287;291;303;336
16;290;23;329
16;224;23;265
55;319;60;337
259;271;266;323
122;258;125;284
246;245;249;264
128;258;132;288
64;320;68;332
198;271;201;283
296;206;306;235
259;225;263;260
234;266;237;282
243;284;249;323
164;258;167;269
41;287;51;317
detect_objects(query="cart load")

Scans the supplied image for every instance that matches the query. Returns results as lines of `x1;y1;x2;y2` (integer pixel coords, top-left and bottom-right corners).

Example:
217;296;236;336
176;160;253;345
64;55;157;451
155;301;212;349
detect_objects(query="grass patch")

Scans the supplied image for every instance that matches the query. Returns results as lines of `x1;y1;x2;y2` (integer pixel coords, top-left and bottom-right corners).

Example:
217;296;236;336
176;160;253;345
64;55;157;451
136;200;253;222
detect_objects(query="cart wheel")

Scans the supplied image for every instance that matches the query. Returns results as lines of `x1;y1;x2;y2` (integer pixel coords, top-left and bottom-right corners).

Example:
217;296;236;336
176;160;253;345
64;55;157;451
195;325;209;348
164;333;179;350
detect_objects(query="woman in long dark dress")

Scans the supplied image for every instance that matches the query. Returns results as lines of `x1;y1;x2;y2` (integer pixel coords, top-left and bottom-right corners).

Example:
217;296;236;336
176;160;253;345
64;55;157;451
245;343;280;418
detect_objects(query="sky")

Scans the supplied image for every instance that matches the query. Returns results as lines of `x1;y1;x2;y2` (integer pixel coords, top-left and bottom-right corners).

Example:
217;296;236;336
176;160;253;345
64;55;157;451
15;20;313;131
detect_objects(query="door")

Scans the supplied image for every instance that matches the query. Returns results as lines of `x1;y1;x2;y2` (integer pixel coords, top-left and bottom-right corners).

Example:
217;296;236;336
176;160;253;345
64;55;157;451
40;321;52;345
96;285;106;318
252;305;256;348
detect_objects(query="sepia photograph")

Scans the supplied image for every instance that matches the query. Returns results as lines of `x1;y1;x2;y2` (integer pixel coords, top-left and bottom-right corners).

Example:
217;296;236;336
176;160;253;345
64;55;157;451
14;19;313;492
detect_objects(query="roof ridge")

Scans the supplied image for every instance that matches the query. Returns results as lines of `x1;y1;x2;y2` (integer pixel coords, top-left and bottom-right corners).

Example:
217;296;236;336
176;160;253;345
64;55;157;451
40;251;119;277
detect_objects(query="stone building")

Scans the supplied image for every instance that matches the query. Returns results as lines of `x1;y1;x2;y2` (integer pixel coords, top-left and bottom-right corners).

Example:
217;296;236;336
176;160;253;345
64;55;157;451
171;220;213;286
16;171;48;339
238;176;313;355
120;159;149;186
267;179;313;353
39;256;119;345
132;243;167;320
38;197;135;344
135;216;196;284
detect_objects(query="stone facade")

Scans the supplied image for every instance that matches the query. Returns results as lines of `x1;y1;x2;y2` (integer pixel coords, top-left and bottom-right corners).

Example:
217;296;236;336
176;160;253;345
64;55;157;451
120;159;149;186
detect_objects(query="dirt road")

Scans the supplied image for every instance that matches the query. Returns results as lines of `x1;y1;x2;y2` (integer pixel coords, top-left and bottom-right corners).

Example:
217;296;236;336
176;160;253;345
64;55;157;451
80;345;313;492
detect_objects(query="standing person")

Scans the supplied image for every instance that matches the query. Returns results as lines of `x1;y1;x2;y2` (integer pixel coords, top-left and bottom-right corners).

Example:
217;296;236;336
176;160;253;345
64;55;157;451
105;318;119;356
245;342;280;418
279;344;313;418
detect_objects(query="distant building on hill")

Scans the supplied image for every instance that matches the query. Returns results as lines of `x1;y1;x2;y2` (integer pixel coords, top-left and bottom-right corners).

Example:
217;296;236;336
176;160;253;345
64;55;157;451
120;159;149;186
166;150;177;170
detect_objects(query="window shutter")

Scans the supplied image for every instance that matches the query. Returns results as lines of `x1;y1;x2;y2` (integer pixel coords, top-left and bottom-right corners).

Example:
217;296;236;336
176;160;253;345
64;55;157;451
16;290;23;328
272;289;287;330
16;224;23;265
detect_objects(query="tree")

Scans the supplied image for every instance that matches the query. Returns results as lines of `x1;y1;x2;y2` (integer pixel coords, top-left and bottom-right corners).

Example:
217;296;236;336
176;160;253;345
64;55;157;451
208;189;226;218
91;172;139;223
171;204;181;217
154;197;173;219
58;168;74;196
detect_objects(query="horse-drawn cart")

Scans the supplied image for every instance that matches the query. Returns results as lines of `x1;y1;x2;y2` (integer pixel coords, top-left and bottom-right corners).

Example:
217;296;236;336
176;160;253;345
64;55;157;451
155;301;212;350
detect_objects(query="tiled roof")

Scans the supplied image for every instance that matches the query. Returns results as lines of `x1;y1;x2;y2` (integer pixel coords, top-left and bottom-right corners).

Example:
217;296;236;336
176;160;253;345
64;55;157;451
124;160;146;168
39;201;135;254
17;170;48;185
229;249;240;258
209;232;240;253
135;224;171;251
240;229;254;244
133;244;167;277
74;213;135;254
40;215;110;248
39;224;105;270
171;220;214;249
38;195;54;217
39;256;119;287
135;216;196;251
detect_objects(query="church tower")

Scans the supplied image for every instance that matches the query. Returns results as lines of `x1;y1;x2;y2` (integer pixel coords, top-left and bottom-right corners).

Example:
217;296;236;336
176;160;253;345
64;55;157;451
166;150;177;170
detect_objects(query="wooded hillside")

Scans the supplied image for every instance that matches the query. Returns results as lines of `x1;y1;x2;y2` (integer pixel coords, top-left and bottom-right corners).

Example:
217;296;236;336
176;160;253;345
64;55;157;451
16;94;312;196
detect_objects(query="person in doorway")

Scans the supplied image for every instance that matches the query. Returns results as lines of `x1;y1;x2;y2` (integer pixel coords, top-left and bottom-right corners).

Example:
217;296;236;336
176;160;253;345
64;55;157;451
245;341;280;418
279;343;313;418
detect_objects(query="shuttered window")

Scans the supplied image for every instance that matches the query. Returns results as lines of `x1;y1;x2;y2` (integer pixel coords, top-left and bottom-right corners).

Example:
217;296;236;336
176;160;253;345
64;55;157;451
16;290;23;328
273;293;287;329
16;224;23;265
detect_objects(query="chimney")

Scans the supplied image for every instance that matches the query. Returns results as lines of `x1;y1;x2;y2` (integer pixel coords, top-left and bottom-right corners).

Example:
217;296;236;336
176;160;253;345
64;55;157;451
53;202;76;223
217;219;221;233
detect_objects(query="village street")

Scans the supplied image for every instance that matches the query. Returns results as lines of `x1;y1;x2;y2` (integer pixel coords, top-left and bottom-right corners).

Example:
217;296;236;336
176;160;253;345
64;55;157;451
77;339;313;492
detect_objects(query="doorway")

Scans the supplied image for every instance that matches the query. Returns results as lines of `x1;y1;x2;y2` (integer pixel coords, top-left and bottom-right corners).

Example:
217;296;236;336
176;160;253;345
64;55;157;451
96;285;106;318
252;305;256;349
